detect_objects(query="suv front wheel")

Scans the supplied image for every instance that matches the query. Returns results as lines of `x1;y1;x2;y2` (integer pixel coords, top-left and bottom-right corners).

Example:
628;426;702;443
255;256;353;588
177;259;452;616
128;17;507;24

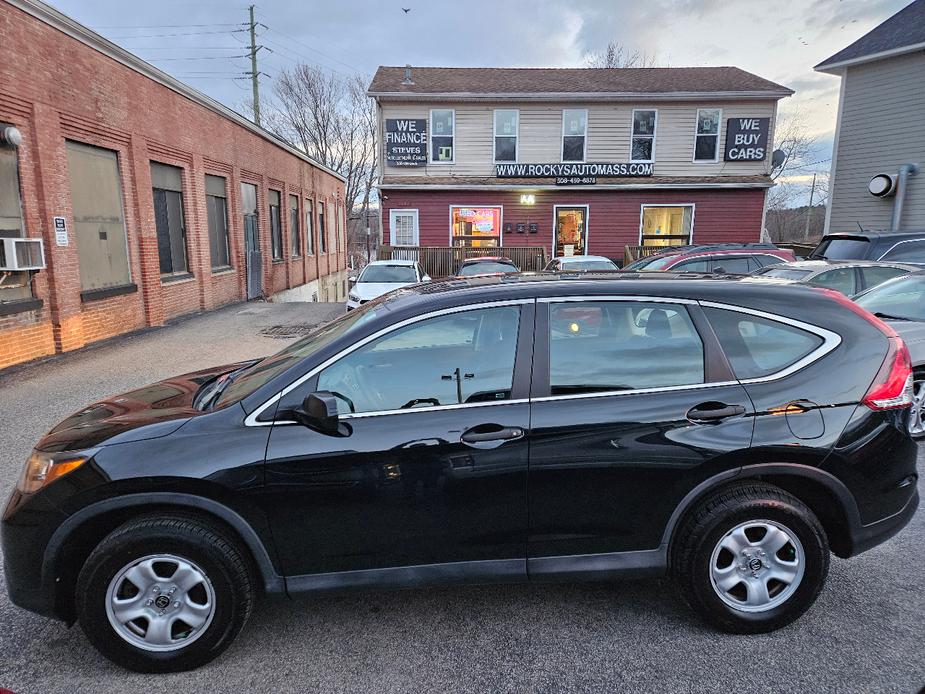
76;514;254;672
673;482;829;633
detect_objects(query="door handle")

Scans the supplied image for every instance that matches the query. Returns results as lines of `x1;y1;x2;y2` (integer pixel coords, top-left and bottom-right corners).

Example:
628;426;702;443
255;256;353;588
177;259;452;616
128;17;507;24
460;425;525;444
686;402;746;423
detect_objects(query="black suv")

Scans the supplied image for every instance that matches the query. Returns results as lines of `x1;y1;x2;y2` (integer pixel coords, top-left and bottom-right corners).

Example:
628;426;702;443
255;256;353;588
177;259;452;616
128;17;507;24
3;274;919;672
809;230;925;265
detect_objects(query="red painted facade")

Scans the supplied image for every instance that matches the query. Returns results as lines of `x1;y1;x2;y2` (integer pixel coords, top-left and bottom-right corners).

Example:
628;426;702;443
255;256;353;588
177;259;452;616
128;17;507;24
382;188;766;260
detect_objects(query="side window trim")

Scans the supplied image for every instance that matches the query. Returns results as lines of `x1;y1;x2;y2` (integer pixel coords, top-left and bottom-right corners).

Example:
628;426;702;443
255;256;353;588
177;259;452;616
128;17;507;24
247;299;534;426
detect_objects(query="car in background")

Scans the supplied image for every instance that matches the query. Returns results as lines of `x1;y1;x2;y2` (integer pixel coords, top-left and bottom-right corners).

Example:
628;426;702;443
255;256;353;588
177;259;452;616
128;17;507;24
346;259;429;310
456;256;520;277
623;243;795;274
544;255;619;272
854;271;925;438
751;260;919;296
808;230;925;266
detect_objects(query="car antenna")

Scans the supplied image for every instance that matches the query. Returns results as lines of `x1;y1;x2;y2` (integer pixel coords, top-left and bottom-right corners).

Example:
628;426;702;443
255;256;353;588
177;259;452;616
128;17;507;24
856;221;864;232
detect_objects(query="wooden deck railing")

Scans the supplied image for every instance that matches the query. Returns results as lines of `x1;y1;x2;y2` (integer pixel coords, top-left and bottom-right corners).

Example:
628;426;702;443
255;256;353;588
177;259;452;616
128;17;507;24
378;245;549;278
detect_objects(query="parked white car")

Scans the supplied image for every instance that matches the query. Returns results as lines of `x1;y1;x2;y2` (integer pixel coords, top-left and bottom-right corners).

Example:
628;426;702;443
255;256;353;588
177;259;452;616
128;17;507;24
544;255;619;272
346;259;430;310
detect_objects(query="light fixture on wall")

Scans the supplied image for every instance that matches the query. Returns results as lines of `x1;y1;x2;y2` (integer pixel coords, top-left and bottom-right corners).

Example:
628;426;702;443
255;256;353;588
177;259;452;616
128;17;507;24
520;194;535;205
1;126;23;148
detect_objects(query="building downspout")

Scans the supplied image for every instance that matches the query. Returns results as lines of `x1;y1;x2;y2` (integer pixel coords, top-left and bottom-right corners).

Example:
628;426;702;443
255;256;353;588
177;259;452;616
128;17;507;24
891;163;920;232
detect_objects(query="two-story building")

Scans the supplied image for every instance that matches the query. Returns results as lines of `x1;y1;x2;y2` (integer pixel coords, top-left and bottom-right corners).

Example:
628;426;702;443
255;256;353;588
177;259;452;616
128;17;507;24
369;66;792;267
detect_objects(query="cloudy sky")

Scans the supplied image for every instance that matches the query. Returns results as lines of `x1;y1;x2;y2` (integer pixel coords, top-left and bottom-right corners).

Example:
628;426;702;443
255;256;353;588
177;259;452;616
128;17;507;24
50;0;909;199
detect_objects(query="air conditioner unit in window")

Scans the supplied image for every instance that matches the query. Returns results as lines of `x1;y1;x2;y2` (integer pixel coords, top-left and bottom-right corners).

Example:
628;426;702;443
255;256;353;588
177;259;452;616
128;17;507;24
0;238;46;271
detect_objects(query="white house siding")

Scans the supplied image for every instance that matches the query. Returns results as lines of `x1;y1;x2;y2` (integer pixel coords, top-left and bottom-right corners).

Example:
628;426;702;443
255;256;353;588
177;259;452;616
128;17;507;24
827;51;925;233
380;100;777;178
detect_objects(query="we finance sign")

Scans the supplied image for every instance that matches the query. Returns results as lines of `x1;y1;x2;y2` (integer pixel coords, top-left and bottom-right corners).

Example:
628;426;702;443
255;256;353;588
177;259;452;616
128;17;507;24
385;119;427;166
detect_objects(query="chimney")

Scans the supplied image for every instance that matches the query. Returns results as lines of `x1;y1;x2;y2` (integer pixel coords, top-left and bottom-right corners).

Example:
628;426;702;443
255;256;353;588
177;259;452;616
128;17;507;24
402;64;414;85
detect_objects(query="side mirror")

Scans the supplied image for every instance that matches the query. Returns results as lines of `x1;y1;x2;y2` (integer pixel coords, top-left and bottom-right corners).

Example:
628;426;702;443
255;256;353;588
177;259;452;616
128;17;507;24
295;391;340;435
421;274;432;283
713;266;726;274
348;275;357;284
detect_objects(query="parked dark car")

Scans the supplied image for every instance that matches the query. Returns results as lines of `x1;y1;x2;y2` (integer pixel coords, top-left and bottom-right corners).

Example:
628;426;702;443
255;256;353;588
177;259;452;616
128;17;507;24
456;256;519;277
854;271;925;438
3;274;919;672
808;230;925;266
751;259;919;296
624;243;795;273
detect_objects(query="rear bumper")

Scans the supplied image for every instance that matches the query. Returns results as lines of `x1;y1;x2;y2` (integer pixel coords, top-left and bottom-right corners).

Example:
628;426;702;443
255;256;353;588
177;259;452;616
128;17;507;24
848;488;919;557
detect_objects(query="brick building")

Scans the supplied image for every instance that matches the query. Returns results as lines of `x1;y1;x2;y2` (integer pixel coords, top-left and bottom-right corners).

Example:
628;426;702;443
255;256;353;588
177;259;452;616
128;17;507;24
0;0;348;370
369;66;792;267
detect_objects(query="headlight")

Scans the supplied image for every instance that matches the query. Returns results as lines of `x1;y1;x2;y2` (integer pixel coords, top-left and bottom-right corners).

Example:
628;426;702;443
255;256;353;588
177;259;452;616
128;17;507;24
16;449;89;494
348;293;360;302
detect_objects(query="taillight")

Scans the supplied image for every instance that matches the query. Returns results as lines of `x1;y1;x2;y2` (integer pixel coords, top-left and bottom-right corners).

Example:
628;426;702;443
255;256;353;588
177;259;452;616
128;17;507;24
811;287;913;410
862;337;914;410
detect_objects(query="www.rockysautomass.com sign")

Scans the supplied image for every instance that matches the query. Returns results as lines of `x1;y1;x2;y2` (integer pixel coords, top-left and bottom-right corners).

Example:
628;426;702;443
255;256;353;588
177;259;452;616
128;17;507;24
495;162;653;178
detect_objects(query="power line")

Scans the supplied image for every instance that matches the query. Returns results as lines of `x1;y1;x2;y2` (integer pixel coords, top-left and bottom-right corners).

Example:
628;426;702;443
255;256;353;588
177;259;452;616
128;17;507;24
104;29;246;39
259;36;351;78
142;55;248;61
262;25;362;73
92;23;244;29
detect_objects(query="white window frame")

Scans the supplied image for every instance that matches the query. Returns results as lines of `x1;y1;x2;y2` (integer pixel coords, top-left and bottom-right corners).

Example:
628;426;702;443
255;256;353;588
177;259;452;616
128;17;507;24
389;208;420;246
637;203;696;245
630;109;658;164
692;108;722;163
429;109;455;165
552;204;590;258
561;108;588;163
493;109;519;164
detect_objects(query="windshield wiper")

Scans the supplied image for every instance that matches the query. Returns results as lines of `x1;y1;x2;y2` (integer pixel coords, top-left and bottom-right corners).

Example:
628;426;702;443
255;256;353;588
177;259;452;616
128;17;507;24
198;364;252;410
873;312;910;321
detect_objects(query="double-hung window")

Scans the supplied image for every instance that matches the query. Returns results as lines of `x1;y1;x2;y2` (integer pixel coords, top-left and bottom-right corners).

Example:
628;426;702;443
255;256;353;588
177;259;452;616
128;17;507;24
269;189;282;261
631;110;657;162
1;128;33;302
289;194;301;257
694;109;722;162
494;109;518;163
430;109;454;163
205;174;231;269
304;199;314;255
562;109;587;162
318;201;326;253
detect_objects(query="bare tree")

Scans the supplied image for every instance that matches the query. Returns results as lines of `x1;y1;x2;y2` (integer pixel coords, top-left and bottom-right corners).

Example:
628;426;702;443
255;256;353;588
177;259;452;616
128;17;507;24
585;42;660;68
770;108;818;182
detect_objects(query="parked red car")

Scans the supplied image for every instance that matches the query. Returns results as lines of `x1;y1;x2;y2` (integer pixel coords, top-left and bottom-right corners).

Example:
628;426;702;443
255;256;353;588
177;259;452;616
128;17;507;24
624;243;796;274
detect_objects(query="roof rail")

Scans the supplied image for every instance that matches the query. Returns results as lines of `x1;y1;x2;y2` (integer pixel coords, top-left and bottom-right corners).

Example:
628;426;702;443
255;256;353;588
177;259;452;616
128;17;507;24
649;242;779;255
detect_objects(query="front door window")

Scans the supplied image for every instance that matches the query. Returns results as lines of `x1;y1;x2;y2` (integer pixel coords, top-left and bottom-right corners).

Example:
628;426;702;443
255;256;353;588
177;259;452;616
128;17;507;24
555;206;587;257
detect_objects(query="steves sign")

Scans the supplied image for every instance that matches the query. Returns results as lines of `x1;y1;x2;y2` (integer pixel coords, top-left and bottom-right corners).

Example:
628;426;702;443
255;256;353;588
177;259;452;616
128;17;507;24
385;119;427;166
496;162;653;178
724;118;770;161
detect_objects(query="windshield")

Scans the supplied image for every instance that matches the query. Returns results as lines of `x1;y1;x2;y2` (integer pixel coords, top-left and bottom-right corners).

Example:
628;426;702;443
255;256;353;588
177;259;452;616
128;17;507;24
632;254;681;271
213;304;384;407
755;267;813;281
359;264;417;283
855;273;925;321
623;256;662;271
458;261;517;276
810;237;870;260
561;259;618;271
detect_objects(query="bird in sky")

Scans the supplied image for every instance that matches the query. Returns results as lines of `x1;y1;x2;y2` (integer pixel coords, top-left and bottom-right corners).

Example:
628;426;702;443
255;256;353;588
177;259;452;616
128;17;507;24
402;7;411;12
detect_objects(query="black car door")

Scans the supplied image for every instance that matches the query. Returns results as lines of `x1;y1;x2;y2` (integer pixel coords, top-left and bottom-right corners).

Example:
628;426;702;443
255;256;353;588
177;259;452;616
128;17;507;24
259;301;534;581
527;297;754;572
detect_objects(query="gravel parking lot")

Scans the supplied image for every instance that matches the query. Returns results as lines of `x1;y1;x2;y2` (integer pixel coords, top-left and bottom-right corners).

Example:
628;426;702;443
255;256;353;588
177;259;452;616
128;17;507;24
0;301;922;693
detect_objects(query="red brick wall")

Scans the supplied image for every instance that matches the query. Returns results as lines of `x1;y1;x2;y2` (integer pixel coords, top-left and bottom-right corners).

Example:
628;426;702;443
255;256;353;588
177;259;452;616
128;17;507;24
382;188;766;260
0;2;347;369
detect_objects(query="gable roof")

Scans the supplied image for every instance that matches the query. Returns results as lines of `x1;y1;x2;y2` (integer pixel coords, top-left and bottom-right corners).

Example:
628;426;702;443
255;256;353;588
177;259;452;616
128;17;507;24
815;0;925;72
368;66;793;100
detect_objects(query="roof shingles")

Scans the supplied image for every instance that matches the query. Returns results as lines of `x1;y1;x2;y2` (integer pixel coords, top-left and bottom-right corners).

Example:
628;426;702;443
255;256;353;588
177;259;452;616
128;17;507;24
816;0;925;70
368;66;792;97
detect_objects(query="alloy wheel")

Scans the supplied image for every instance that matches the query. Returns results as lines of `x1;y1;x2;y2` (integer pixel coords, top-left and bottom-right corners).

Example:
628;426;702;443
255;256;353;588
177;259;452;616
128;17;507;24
709;520;805;613
910;379;925;438
105;554;216;652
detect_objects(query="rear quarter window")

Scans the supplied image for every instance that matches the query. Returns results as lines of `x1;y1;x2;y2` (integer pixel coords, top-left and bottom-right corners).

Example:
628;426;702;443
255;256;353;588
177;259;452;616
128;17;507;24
879;240;925;263
704;307;824;379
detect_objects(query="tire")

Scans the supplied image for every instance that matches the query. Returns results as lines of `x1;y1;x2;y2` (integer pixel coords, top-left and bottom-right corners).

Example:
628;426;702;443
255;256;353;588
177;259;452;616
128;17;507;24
76;514;254;672
909;371;924;439
672;482;829;633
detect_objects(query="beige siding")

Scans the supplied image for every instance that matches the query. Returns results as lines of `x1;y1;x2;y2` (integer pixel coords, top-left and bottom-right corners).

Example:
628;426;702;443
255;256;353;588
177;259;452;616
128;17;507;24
380;100;777;178
827;52;925;233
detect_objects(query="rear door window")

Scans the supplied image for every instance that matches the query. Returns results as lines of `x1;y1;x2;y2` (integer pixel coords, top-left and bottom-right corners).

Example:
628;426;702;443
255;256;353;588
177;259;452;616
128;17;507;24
880;240;925;263
704;308;824;380
548;301;704;394
673;258;710;272
808;267;857;295
858;265;910;291
713;256;752;274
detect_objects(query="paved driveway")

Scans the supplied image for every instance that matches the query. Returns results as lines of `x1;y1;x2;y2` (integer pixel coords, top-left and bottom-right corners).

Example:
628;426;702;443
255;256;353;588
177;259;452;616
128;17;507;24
0;301;922;693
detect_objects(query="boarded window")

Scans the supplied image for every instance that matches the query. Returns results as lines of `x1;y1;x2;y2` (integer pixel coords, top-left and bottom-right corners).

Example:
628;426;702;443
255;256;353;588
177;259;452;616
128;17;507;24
151;162;188;275
289;194;300;257
318;201;326;253
0;137;31;302
269;189;282;260
304;199;314;255
66;141;132;291
206;174;230;269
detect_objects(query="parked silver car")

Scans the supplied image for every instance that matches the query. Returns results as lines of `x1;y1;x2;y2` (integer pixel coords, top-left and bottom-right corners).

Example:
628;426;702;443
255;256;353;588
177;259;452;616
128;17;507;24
751;259;919;296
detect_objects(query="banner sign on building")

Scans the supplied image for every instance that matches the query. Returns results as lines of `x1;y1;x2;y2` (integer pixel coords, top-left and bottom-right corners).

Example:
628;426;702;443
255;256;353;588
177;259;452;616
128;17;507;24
724;118;770;161
53;216;69;246
385;119;427;167
495;162;653;178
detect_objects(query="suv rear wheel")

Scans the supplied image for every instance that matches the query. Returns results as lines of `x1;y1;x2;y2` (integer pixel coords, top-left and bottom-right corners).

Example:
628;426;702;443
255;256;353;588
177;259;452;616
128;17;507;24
76;514;254;672
672;482;829;633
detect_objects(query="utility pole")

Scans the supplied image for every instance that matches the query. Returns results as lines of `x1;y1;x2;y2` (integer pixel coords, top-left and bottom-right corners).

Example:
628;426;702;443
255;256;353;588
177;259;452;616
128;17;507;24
803;172;817;241
246;5;261;127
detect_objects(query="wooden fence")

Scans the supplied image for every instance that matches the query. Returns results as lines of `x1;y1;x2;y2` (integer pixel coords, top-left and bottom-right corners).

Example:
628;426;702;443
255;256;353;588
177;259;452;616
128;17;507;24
378;245;549;278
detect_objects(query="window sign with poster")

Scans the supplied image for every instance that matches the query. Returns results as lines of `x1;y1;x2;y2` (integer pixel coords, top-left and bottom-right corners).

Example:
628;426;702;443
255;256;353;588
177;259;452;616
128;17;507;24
451;206;502;247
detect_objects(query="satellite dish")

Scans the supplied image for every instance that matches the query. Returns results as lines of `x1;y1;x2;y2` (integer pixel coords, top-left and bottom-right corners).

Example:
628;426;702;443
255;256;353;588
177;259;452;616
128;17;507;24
771;149;786;171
